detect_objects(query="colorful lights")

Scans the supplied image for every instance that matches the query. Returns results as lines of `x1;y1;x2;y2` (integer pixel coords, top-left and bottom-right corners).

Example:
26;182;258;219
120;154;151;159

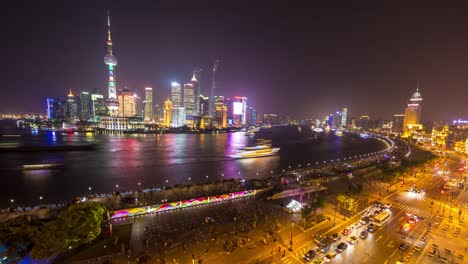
112;190;256;219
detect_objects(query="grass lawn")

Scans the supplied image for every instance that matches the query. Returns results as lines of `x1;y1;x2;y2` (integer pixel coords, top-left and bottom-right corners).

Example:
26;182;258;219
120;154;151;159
56;224;132;263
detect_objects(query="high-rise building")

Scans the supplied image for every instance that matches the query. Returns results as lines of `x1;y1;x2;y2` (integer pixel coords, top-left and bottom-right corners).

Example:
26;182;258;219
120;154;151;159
232;96;247;127
144;87;153;122
171;82;182;107
154;104;162;124
225;97;233;125
214;96;227;128
341;108;348;127
246;107;257;127
103;12;119;116
134;93;143;117
403;88;423;134
47;98;66;120
210;60;219;116
117;88;136;117
183;83;196;120
66;89;78;122
358;115;370;130
90;91;107;119
392;114;405;134
191;71;201;117
164;99;173;126
79;92;91;121
199;95;209;117
327;114;334;127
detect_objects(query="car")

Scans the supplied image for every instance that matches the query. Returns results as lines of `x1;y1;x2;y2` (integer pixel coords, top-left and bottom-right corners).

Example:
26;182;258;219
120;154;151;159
331;233;341;241
401;223;411;232
359;231;368;239
303;250;317;261
420;236;427;243
380;203;392;209
372;209;381;216
314;234;325;243
414;246;422;252
316;242;331;253
312;259;324;264
360;216;370;225
348;236;358;245
407;218;417;224
351;222;362;229
323;251;336;262
367;224;377;233
399;242;410;251
342;228;350;236
336;242;348;252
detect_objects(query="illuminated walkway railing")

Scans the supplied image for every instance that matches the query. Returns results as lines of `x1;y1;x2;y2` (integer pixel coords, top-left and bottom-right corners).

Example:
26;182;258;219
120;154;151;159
112;189;256;219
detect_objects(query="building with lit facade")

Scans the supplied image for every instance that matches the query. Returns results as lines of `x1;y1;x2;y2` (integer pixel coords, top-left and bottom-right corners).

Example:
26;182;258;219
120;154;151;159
170;82;185;127
199;95;210;117
341;108;348;127
117;88;136;117
232;96;247;127
431;125;449;147
79;92;91;121
246;107;257;127
99;116;144;131
263;114;279;126
392;114;405;134
46;98;66;120
144;87;153;122
183;83;196;126
90;91;107;120
154;104;162;124
163;99;173;126
66;89;78;122
403;88;423;136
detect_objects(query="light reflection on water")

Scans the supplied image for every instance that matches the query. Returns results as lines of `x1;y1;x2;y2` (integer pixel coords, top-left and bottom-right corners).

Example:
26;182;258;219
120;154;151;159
0;131;387;207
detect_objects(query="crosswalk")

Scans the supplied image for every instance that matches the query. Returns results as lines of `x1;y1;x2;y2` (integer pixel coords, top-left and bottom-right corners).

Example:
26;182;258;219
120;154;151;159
280;256;294;264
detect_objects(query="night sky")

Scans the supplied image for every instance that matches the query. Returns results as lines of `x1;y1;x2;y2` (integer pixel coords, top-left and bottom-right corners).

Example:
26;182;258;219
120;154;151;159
2;2;468;121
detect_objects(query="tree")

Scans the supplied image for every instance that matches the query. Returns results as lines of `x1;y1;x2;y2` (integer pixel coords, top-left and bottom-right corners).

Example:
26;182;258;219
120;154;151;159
30;201;111;259
0;216;40;257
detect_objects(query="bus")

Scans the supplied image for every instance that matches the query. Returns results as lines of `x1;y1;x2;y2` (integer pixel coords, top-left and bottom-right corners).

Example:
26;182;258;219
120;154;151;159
373;211;391;226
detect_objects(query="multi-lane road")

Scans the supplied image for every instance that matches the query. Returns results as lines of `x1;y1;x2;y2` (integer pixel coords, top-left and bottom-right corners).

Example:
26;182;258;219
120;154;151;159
279;158;467;264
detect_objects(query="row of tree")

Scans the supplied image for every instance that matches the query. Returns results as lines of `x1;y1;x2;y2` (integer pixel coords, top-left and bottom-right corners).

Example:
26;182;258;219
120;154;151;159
0;201;111;260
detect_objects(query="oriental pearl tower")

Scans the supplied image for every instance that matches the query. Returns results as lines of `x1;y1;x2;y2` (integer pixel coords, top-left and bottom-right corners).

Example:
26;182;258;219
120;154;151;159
104;11;119;116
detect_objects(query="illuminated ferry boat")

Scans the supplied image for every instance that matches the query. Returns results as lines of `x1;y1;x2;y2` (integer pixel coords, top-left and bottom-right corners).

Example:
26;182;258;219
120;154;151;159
232;140;279;159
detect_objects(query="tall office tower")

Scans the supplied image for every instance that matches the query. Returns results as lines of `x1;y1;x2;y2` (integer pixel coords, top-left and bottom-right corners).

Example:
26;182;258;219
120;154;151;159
359;115;370;130
183;83;196;124
246;107;257;127
79;92;91;121
403;88;423;133
209;60;220;116
154;104;162;124
225;97;233;125
164;99;173;126
199;95;210;117
46;98;66;120
341;107;348;127
117;88;136;117
90;90;107;119
104;11;119;116
191;71;201;116
327;114;334;127
134;93;143;117
144;87;153;122
392;114;405;134
232;96;247;127
171;82;182;107
66;89;78;122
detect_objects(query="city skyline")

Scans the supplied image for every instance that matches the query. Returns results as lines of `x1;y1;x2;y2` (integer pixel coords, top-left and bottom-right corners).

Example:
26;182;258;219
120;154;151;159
3;3;468;120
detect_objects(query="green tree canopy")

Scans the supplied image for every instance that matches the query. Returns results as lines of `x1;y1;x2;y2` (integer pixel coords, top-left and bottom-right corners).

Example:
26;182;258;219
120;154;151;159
0;215;40;257
30;201;110;259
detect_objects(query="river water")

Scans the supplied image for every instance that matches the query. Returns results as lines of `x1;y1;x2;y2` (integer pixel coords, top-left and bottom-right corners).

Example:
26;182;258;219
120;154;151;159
0;128;388;207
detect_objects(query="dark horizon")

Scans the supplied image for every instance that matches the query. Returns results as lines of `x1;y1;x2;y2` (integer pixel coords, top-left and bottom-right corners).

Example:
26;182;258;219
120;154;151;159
2;2;468;121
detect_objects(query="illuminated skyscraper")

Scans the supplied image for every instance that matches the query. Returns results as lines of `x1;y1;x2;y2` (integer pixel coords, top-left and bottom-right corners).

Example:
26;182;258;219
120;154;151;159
104;11;119;116
392;114;405;134
183;83;196;125
233;96;247;127
66;89;78;122
164;99;173;126
341;107;348;127
191;71;202;116
90;91;107;120
134;93;143;117
210;60;220;116
144;87;153;122
154;104;162;124
403;88;423;134
199;95;209;117
47;98;66;120
171;82;182;107
79;92;91;121
117;88;136;117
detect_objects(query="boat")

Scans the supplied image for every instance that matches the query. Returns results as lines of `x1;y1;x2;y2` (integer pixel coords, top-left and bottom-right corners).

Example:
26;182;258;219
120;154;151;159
22;163;63;170
232;140;279;159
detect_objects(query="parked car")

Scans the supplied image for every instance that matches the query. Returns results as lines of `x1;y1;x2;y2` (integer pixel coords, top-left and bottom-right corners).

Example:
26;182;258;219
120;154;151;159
336;242;348;253
348;236;359;245
331;233;341;241
399;242;410;251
